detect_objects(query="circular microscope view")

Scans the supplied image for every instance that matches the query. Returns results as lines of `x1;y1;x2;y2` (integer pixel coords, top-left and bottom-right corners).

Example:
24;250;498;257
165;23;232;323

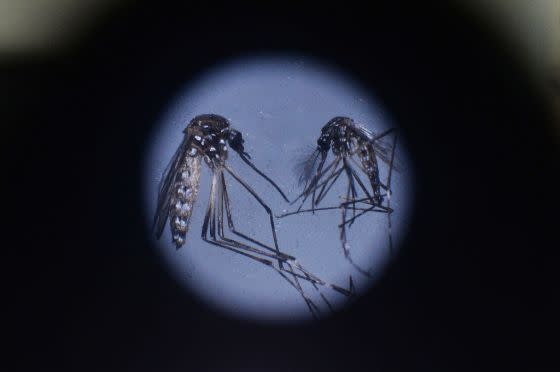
144;55;413;323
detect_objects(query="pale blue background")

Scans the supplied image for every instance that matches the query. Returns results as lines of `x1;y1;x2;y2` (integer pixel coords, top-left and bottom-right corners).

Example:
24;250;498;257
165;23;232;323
144;55;413;323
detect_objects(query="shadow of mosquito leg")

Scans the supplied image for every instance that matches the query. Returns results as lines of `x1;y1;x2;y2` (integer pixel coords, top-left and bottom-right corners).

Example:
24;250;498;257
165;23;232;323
224;165;285;269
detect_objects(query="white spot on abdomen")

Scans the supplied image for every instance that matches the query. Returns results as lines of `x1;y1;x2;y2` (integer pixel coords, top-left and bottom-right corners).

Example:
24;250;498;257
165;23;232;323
169;155;201;248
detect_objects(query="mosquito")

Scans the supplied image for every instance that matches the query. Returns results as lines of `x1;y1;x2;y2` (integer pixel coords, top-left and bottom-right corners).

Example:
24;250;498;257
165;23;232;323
152;114;353;318
278;116;399;278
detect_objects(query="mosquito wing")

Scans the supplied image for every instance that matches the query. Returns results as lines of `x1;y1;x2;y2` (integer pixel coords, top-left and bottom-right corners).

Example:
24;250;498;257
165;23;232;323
353;123;376;142
153;135;191;239
294;145;322;187
372;137;401;172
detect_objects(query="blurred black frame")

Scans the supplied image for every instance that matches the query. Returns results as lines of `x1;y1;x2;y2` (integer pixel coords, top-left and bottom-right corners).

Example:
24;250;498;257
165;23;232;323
4;2;559;371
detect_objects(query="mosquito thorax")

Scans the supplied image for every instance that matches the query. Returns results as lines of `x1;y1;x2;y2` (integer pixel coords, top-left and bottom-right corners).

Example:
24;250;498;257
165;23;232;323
185;114;231;167
321;116;360;156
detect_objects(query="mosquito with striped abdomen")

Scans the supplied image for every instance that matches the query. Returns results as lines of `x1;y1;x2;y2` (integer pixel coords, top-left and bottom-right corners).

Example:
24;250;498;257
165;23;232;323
153;114;353;318
278;116;399;278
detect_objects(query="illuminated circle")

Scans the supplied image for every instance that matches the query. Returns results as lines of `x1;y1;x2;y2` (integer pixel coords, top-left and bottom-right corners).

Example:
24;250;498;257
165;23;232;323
144;55;413;323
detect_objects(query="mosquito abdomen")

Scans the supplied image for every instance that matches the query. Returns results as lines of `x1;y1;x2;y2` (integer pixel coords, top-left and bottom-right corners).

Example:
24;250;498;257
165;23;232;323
169;154;201;248
359;142;383;204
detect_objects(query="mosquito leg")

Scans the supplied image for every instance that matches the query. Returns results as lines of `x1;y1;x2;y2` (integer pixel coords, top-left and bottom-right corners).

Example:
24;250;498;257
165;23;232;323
277;205;372;218
311;157;340;208
340;197;372;205
212;173;321;318
218;172;350;308
205;233;321;318
314;159;343;206
222;168;344;309
344;162;388;229
220;172;333;297
201;173;293;264
292;156;338;211
385;132;398;257
310;155;327;213
219;172;293;259
200;173;321;317
238;153;290;203
348;166;374;205
349;156;368;175
339;206;377;227
350;157;383;206
342;157;358;221
340;178;352;258
201;170;352;308
224;165;287;269
291;155;327;207
201;176;273;266
302;164;342;208
314;168;344;206
275;268;321;319
340;198;392;213
201;173;217;241
338;175;375;278
213;202;322;285
299;150;320;197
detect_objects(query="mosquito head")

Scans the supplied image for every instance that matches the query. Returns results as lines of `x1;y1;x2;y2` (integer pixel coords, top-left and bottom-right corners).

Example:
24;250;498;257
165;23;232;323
317;133;331;153
227;128;251;159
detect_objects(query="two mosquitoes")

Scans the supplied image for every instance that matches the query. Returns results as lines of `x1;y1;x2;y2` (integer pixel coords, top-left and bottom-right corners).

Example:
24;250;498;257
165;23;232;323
153;114;398;318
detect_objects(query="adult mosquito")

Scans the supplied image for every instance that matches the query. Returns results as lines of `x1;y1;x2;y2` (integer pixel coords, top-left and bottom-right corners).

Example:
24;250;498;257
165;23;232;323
278;116;399;278
153;114;353;318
